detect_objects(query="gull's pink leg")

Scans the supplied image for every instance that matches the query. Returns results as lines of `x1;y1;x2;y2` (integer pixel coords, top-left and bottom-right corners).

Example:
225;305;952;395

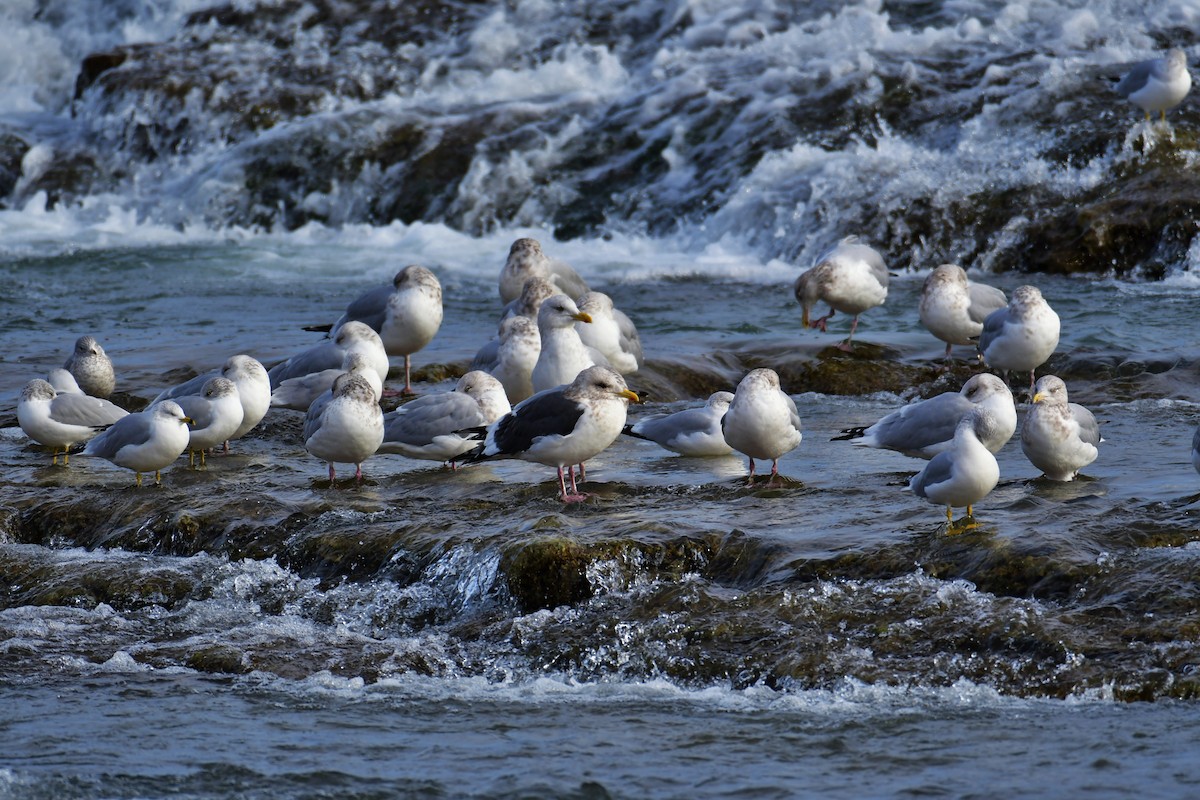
328;463;337;482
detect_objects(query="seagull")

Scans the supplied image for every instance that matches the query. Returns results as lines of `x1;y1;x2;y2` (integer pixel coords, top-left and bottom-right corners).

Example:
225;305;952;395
977;285;1060;392
531;294;603;394
487;315;541;404
63;335;115;398
330;265;444;395
378;371;511;467
271;351;384;412
918;264;1007;361
623;391;734;457
1020;375;1101;481
498;238;590;305
462;365;639;503
154;355;272;448
720;369;803;483
908;405;1001;528
576;291;644;374
471;277;557;373
794;236;889;350
302;372;384;483
833;373;1016;459
167;377;244;467
17;378;129;465
81;400;193;486
269;320;389;390
1116;48;1191;122
46;368;85;394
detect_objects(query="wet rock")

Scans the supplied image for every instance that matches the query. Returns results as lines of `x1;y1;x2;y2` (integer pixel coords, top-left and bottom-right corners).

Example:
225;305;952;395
502;537;593;612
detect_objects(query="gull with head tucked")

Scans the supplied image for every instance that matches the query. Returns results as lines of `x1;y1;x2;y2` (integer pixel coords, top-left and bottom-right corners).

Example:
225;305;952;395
908;405;1002;529
17;378;129;465
330;264;444;395
720;369;803;484
794;236;889;351
63;335;116;398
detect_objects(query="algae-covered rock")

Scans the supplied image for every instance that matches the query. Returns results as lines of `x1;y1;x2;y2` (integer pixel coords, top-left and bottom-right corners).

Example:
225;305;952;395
502;537;593;612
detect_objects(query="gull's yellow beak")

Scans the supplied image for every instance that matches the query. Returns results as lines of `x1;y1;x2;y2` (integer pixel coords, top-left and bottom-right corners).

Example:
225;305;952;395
183;416;195;426
1031;392;1045;404
573;311;593;324
620;389;641;404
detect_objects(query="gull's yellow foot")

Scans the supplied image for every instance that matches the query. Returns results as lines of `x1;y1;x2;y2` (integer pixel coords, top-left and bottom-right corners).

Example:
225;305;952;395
135;472;144;487
154;470;163;486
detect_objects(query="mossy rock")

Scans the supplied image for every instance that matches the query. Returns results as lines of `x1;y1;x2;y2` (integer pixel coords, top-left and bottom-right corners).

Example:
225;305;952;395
502;536;593;612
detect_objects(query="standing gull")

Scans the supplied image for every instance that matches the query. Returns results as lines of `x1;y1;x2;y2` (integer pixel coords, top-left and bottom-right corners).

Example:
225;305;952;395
794;236;889;350
531;294;601;394
17;378;129;465
1020;375;1101;482
471;277;556;373
303;372;384;483
576;291;644;374
463;365;639;503
623;391;734;457
155;355;272;447
167;377;244;467
977;285;1060;392
488;315;541;404
269;321;389;390
918;264;1007;361
499;238;590;305
63;335;116;398
833;373;1016;459
330;265;444;395
82;400;193;486
1116;48;1192;122
378;371;511;467
721;369;803;483
908;405;1001;527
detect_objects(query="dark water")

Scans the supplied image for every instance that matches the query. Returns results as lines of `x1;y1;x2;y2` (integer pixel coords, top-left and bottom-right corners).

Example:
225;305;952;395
4;242;1200;796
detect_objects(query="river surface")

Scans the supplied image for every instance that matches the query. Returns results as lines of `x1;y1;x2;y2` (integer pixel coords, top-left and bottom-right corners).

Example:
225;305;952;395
4;0;1200;797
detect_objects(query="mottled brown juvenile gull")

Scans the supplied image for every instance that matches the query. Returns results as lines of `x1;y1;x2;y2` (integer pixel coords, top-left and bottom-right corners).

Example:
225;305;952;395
463;365;639;503
720;369;803;483
155;355;272;446
1020;375;1101;482
330;265;443;395
1116;48;1191;122
167;377;244;467
576;291;644;374
498;238;590;305
531;294;603;394
794;236;889;350
82;400;193;486
908;405;1001;527
977;285;1060;391
63;335;115;398
833;373;1016;459
269;321;389;390
17;378;129;465
378;371;511;468
302;373;384;483
918;264;1007;361
624;391;734;457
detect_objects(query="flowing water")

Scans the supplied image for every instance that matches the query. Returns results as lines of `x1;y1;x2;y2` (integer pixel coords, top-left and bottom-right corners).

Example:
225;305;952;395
4;0;1200;797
